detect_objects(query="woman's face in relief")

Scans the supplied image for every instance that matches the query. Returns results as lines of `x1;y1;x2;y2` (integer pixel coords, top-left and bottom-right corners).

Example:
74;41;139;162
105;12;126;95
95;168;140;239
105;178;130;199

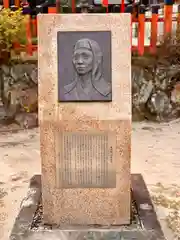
73;48;93;75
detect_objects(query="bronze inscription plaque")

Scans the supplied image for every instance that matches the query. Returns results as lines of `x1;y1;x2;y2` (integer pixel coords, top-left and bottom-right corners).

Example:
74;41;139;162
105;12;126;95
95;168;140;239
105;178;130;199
56;132;116;188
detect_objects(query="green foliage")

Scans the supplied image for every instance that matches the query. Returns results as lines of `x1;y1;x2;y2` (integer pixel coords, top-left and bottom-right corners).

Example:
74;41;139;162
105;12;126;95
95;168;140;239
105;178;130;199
0;8;27;53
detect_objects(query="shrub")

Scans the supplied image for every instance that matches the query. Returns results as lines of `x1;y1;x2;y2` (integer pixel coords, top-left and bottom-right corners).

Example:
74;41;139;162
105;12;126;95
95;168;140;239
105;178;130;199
0;8;27;58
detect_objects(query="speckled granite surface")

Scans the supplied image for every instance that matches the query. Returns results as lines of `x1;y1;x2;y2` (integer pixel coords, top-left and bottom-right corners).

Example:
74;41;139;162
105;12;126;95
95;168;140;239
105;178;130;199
38;14;131;226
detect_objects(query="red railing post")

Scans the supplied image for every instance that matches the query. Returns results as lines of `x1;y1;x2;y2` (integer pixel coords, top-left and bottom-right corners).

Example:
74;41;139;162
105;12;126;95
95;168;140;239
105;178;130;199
31;16;37;38
164;0;174;35
15;0;20;7
150;5;159;53
3;0;9;8
177;4;180;33
102;0;108;12
26;15;33;56
71;0;75;13
48;7;57;13
121;0;125;13
56;0;61;13
138;4;145;55
125;4;133;50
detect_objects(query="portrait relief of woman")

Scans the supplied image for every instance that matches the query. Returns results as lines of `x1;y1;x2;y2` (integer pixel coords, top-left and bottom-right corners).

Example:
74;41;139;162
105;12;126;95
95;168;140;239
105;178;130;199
60;38;112;101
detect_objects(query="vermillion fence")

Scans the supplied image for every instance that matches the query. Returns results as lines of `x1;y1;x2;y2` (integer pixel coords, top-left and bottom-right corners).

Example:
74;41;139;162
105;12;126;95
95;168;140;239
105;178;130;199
2;0;180;55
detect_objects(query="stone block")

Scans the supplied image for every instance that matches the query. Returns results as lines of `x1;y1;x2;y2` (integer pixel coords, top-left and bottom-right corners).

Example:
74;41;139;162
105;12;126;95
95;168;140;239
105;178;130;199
38;13;131;226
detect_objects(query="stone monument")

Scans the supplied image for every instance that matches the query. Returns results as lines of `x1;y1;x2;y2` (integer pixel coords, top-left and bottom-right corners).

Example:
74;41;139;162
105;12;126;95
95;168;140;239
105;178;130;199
38;13;131;226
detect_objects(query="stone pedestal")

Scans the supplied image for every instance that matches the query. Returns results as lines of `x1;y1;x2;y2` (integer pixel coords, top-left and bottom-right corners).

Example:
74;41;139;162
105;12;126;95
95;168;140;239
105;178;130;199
10;174;166;240
38;14;131;225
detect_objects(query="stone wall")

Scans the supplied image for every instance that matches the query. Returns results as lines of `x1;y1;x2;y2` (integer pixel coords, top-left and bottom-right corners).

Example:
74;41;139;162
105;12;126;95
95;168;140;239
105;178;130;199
0;62;38;128
132;64;180;122
0;61;180;128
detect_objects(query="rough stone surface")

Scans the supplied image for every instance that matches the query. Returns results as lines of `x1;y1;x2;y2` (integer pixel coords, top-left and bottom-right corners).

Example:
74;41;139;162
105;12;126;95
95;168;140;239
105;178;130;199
0;63;38;128
132;64;180;122
38;14;131;226
171;82;180;103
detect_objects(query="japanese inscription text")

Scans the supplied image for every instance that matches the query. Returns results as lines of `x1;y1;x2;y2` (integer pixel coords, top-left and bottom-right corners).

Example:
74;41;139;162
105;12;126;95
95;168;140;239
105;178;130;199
56;132;116;188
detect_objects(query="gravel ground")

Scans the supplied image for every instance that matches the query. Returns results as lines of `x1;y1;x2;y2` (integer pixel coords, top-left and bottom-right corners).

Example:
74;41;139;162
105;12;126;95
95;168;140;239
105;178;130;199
0;121;180;240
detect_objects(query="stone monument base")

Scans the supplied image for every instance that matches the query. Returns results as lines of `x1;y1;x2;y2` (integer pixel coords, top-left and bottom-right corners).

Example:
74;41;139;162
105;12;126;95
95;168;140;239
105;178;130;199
10;174;166;240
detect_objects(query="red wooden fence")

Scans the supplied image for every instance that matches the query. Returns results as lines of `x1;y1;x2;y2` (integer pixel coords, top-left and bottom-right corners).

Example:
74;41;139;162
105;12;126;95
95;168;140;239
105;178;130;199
2;0;180;56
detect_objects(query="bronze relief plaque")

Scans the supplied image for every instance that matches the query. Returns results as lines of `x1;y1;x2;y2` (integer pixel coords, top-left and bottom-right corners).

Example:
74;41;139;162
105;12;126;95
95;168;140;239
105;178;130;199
57;31;112;102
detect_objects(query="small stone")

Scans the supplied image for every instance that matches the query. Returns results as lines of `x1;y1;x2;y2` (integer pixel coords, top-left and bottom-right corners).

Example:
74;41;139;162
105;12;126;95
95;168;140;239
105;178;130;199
10;174;22;182
140;203;153;211
15;113;38;129
147;91;172;119
171;82;180;104
139;80;153;104
30;67;38;85
0;188;8;198
10;171;28;182
1;65;10;75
